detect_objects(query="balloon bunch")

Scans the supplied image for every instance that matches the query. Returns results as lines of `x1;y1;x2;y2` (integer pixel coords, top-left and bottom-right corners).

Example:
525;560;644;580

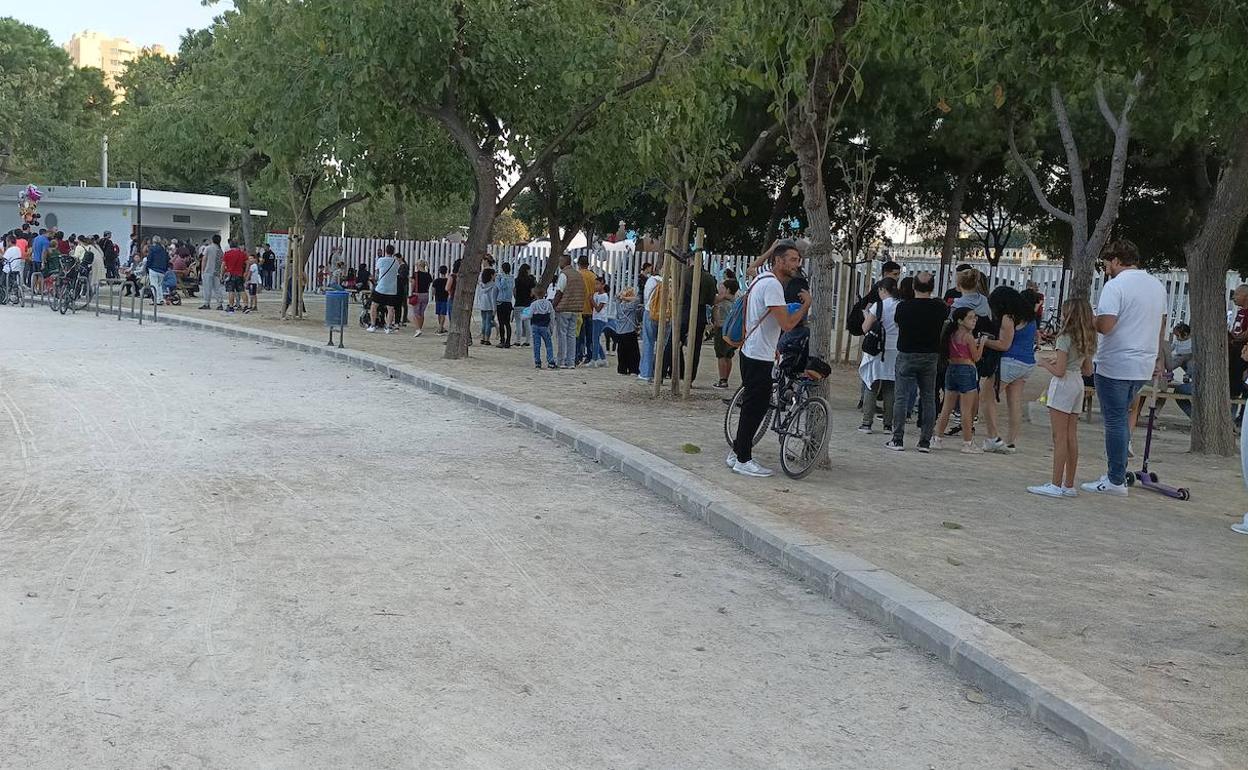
17;184;42;226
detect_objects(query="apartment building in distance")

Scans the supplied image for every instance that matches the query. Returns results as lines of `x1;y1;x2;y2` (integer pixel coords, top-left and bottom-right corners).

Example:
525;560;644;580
63;30;169;98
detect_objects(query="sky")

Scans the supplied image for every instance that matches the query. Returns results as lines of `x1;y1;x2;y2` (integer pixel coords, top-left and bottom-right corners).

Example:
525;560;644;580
16;1;234;50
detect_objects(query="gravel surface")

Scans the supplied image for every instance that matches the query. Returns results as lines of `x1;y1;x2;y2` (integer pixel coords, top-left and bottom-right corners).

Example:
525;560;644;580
0;310;1098;768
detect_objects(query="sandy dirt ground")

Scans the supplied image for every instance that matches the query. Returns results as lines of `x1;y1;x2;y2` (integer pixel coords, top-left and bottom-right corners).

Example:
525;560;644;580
143;292;1248;761
139;293;1248;758
0;310;1099;768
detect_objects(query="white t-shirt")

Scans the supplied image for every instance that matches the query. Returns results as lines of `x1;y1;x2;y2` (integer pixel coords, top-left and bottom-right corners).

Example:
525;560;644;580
643;275;662;308
1093;268;1166;381
592;291;610;321
741;273;787;362
248;263;262;285
2;246;21;273
555;272;567;293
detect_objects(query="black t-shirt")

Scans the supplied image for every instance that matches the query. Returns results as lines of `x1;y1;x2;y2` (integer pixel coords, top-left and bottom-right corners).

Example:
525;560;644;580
262;249;276;269
513;273;535;307
357;265;370;284
894;298;948;354
415;270;434;294
397;262;410;293
432;276;449;301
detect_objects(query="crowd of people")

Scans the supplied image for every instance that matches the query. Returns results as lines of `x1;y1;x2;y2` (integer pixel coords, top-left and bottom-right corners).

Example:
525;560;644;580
850;240;1248;502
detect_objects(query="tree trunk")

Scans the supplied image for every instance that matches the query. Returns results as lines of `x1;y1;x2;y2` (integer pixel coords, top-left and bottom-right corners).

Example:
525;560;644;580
939;158;976;294
538;168;564;291
1183;120;1248;455
393;185;408;239
791;123;836;362
445;162;499;360
237;170;255;254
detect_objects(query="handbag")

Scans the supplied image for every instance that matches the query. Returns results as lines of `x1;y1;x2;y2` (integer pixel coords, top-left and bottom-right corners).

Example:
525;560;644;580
861;299;885;357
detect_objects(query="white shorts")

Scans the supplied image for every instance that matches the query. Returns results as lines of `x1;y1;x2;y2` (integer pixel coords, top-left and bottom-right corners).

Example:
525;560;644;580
999;357;1035;384
1046;371;1086;414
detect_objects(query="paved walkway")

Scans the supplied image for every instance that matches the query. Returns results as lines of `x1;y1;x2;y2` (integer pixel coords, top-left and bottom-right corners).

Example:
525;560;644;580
144;294;1248;760
0;311;1098;767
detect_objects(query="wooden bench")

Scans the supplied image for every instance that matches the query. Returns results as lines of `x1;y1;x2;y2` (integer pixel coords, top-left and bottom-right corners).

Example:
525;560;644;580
1080;385;1246;422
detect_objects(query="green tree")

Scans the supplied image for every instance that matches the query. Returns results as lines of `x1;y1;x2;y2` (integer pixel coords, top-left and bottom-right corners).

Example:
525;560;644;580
318;0;681;359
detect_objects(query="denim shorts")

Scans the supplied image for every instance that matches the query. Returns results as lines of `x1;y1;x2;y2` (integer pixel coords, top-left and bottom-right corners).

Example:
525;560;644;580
999;357;1035;384
944;363;979;394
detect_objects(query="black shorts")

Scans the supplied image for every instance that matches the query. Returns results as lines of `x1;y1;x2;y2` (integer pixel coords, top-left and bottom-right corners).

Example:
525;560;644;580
371;291;398;308
226;275;245;292
246;283;258;296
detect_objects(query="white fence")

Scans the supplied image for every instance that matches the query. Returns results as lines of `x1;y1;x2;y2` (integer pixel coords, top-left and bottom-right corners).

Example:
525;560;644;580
283;236;1239;327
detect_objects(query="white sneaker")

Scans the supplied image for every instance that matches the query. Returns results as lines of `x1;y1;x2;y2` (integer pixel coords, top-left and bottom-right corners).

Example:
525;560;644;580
1027;483;1065;498
1128;443;1136;458
732;459;774;477
367;326;377;333
983;437;1006;453
1062;487;1078;498
725;452;738;468
1081;476;1128;497
413;330;423;338
932;436;943;450
383;327;392;334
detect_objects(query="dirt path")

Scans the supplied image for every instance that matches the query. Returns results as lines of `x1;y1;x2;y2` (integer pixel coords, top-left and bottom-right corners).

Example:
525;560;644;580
144;293;1248;759
0;310;1098;768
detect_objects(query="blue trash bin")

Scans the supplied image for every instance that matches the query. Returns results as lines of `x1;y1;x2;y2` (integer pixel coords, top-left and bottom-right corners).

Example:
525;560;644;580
325;290;348;347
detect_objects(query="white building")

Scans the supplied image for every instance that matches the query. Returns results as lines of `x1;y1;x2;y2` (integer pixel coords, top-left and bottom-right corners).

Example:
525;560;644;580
2;184;264;254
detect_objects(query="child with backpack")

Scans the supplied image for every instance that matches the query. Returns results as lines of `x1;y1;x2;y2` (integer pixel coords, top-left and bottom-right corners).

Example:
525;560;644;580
711;278;740;388
1027;300;1097;498
527;288;556;369
934;307;988;453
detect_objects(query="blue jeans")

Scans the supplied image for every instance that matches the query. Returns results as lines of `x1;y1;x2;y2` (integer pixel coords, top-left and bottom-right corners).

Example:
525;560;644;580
532;325;553;365
892;352;938;445
1095;374;1146;486
556;311;578;367
479;309;494;339
577;314;593;362
591;319;607;362
640;313;658;379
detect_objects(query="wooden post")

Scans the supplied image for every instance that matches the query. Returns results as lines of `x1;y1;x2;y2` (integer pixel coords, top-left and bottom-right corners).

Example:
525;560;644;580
668;235;685;396
832;260;847;361
681;227;705;398
651;226;676;399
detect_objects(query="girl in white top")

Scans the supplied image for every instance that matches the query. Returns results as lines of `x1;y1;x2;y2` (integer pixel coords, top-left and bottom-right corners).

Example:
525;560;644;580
590;277;611;367
857;277;901;433
1027;300;1096;498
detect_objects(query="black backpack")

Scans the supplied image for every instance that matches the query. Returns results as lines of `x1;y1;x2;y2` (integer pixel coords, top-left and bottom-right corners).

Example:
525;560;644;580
846;291;873;336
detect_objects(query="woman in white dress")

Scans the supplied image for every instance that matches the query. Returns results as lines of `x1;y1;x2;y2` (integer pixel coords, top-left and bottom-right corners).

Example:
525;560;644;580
857;277;900;434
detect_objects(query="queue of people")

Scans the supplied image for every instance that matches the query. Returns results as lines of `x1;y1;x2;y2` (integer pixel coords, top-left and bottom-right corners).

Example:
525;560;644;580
849;240;1219;502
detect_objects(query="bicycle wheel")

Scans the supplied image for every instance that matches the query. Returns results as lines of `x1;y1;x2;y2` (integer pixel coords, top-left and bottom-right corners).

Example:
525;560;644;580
72;278;92;311
58;285;70;314
779;395;831;480
723;384;773;449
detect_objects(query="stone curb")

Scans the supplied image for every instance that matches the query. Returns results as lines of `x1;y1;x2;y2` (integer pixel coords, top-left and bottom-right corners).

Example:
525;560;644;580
152;313;1225;770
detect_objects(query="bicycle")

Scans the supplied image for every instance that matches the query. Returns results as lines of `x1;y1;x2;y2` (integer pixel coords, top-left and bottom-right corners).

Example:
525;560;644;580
50;255;88;315
723;332;831;479
0;269;25;307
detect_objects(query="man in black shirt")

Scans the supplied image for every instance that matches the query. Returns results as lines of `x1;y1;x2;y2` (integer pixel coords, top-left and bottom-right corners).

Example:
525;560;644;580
261;244;277;289
888;271;946;452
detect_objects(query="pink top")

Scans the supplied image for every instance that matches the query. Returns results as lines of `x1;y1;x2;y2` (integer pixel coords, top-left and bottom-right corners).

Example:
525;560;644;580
948;335;972;361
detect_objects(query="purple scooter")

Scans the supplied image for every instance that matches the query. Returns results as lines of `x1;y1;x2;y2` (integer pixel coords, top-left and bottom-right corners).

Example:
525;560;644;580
1124;380;1191;500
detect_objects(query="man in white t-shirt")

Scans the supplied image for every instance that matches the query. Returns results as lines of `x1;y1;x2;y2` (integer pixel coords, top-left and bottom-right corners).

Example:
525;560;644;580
727;241;811;478
638;270;663;382
1083;239;1167;496
2;235;23;296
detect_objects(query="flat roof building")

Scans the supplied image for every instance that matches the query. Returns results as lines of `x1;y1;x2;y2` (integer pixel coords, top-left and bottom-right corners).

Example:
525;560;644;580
2;184;264;255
